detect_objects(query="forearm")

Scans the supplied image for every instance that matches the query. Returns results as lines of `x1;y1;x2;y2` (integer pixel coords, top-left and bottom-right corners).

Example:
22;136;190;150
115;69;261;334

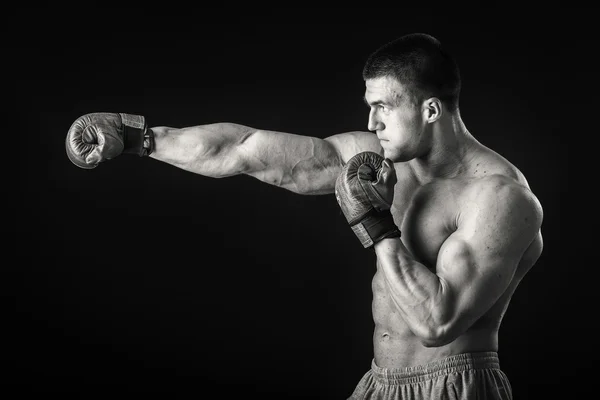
375;238;452;345
149;123;253;178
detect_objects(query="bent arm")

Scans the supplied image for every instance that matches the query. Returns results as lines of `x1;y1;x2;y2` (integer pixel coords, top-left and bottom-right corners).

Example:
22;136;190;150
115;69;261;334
150;123;381;195
374;178;544;346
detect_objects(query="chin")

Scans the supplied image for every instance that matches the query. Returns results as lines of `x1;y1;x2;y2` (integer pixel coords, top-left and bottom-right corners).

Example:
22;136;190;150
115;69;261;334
386;147;415;163
383;149;402;163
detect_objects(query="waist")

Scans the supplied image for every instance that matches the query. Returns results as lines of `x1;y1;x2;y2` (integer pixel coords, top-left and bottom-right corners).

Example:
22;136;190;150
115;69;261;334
370;352;500;385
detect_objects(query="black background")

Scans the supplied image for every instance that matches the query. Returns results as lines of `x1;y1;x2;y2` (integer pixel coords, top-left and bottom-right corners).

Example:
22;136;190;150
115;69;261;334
9;5;584;400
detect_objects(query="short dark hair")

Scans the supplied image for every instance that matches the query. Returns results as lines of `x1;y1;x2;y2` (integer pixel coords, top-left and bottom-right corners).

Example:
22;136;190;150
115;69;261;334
362;33;461;112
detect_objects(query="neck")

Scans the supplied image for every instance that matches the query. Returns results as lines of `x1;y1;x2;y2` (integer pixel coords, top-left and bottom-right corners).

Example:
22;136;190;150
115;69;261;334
410;113;476;183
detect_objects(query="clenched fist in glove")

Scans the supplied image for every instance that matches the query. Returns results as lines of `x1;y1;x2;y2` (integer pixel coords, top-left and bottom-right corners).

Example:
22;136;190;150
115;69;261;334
335;151;401;249
65;112;155;169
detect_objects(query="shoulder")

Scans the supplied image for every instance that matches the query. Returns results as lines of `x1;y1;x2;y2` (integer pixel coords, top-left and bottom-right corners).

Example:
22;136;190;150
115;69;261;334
324;131;383;163
466;174;541;212
462;140;543;227
459;174;543;245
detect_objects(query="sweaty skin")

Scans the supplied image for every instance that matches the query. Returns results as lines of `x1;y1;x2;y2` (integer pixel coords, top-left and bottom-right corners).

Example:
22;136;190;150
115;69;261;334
143;76;543;371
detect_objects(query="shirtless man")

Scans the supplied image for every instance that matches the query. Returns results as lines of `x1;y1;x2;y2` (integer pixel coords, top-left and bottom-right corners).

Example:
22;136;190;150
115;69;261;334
65;33;544;399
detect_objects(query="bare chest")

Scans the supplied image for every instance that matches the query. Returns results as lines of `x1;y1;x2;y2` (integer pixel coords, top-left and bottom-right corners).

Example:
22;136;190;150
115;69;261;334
390;180;461;269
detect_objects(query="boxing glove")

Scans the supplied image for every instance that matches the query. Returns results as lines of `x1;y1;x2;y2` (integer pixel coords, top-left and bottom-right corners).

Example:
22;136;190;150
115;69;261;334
335;151;401;248
65;112;155;169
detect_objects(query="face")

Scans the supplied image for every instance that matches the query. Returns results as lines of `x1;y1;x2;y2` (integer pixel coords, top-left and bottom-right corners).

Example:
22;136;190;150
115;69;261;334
364;76;427;162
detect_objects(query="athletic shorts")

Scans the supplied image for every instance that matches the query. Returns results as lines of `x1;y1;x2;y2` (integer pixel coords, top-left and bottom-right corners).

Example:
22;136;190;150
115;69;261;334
348;352;512;399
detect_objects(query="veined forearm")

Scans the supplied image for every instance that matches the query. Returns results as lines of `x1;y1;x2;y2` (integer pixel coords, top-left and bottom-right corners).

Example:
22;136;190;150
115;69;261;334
149;124;254;178
375;238;452;344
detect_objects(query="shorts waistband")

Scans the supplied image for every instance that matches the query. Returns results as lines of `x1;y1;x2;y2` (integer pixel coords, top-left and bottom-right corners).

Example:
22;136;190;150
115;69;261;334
371;352;500;385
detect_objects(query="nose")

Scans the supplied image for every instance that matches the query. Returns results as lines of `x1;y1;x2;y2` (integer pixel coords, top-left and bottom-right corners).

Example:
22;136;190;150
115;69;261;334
367;109;383;132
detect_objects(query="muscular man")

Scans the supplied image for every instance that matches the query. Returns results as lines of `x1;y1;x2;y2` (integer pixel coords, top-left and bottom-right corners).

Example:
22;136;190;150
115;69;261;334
65;33;543;399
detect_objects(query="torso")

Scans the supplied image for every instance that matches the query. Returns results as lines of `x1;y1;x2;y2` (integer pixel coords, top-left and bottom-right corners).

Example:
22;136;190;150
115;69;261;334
372;142;542;368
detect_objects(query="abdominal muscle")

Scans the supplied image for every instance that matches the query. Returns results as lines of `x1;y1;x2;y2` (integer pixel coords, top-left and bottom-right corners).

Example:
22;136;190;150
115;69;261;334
371;266;501;369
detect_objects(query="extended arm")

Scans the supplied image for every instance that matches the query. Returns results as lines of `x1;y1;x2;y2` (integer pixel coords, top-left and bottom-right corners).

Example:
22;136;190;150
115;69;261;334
150;123;380;194
65;112;382;195
374;177;544;346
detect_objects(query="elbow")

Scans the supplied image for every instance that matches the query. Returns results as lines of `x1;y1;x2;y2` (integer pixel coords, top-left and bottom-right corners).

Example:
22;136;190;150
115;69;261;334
187;124;251;177
414;324;457;348
197;143;249;178
420;335;454;348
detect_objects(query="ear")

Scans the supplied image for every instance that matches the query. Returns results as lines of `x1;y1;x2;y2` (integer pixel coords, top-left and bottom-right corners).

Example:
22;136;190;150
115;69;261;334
422;97;442;123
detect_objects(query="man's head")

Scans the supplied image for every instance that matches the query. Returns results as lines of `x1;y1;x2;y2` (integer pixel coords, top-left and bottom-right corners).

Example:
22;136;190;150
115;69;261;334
362;33;461;161
363;33;461;113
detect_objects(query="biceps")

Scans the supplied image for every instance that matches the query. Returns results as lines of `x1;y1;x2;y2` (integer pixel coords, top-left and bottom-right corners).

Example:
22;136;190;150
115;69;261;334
242;129;382;194
437;236;518;325
242;131;343;194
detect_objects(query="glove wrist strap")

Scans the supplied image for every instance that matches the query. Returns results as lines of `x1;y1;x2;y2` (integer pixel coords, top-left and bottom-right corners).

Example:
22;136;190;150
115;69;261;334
120;113;155;157
350;210;401;249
